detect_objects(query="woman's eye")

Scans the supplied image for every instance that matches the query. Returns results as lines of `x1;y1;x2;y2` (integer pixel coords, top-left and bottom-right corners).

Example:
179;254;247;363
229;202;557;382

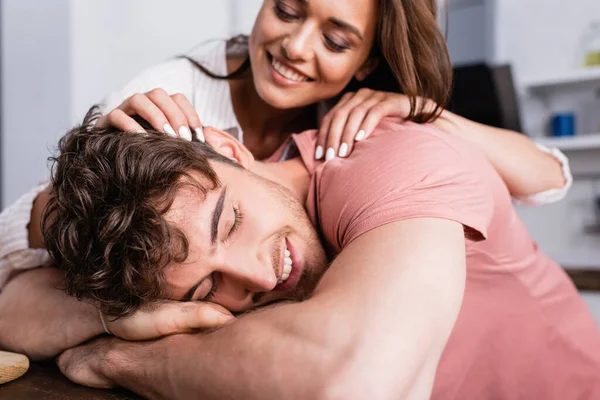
274;1;299;21
324;36;350;53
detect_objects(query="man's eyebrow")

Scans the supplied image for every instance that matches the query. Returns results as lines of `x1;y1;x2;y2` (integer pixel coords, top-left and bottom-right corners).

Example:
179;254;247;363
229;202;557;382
182;273;211;302
329;18;364;41
297;0;364;41
211;186;227;245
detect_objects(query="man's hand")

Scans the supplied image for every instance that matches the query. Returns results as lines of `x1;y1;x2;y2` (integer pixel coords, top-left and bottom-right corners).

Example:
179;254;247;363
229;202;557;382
107;300;234;341
57;337;119;389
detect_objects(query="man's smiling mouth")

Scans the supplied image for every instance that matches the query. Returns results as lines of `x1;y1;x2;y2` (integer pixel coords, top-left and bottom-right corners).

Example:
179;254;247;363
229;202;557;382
278;242;293;284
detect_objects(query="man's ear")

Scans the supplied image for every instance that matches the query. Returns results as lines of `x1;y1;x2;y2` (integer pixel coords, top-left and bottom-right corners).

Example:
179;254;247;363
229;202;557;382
203;127;255;168
354;57;379;82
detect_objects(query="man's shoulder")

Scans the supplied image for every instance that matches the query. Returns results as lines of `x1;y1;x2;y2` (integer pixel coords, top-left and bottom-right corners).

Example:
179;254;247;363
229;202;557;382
368;118;477;160
326;118;484;185
313;118;495;251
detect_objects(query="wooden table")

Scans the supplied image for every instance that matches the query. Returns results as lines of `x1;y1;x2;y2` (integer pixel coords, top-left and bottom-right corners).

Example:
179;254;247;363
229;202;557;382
0;361;142;400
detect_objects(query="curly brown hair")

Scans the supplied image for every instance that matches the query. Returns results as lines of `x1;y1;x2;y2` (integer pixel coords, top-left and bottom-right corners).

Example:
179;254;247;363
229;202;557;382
42;107;239;317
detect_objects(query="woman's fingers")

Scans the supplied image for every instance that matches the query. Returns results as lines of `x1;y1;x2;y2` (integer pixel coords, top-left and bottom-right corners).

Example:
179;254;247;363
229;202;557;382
318;92;432;160
316;91;354;159
145;89;191;140
336;93;386;157
170;93;205;142
96;110;145;132
118;92;174;135
323;89;376;159
358;100;397;141
103;90;202;141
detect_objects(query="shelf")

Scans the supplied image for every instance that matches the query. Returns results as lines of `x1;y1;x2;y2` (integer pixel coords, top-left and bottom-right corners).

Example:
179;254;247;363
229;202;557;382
522;67;600;93
535;133;600;151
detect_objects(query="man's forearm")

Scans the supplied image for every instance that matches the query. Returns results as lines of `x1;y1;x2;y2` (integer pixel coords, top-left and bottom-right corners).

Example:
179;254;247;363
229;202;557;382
0;268;103;360
104;302;342;400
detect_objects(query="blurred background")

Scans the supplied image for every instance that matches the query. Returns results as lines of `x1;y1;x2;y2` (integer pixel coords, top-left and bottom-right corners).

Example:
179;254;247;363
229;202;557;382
1;0;599;321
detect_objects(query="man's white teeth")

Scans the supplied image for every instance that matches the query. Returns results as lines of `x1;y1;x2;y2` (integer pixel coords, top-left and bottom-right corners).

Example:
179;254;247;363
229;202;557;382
272;58;309;82
278;244;293;284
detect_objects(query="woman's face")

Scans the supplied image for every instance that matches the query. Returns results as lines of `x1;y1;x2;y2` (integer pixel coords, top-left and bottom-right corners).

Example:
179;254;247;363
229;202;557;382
249;0;378;110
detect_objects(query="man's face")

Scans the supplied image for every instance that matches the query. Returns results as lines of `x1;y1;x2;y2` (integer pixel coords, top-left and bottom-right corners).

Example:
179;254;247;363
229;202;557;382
163;162;328;312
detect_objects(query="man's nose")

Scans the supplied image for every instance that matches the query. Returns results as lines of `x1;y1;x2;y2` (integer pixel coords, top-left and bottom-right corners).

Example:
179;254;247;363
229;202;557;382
282;24;314;61
217;259;279;311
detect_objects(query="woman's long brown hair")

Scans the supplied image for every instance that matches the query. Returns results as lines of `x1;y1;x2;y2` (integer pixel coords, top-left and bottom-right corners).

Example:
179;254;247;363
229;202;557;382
184;0;452;124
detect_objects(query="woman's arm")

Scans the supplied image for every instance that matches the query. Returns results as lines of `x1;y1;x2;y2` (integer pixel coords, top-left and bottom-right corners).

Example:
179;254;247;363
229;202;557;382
0;268;103;360
0;184;52;289
316;91;570;203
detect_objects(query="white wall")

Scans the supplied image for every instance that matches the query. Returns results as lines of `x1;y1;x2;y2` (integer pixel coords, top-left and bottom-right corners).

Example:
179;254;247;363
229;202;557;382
69;0;233;124
231;0;262;36
493;0;600;78
1;0;72;208
1;0;233;207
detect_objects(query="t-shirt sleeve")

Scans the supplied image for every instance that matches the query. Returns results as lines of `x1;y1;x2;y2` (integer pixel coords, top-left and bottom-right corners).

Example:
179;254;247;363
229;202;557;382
317;128;495;250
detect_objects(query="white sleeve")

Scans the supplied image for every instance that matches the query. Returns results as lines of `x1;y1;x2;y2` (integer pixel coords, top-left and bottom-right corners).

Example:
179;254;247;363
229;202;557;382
0;183;53;289
100;58;198;114
514;144;573;206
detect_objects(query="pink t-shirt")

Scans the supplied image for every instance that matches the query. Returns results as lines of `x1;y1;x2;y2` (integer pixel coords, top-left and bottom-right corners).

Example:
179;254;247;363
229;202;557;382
289;118;600;399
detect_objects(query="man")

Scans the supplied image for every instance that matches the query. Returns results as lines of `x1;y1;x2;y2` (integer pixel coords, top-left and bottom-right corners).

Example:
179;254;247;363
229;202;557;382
21;109;598;399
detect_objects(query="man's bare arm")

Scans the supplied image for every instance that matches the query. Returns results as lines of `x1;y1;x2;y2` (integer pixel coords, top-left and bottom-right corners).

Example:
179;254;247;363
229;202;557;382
60;218;466;399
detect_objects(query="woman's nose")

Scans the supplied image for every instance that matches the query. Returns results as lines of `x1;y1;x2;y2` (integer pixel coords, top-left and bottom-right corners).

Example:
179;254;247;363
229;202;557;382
282;25;313;61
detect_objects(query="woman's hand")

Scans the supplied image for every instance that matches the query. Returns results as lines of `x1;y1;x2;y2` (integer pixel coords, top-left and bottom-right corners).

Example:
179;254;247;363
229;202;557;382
0;268;102;360
316;89;435;160
105;300;234;341
96;88;206;142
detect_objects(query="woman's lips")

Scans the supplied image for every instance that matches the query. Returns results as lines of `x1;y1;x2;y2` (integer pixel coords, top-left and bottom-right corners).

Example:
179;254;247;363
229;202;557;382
267;52;313;86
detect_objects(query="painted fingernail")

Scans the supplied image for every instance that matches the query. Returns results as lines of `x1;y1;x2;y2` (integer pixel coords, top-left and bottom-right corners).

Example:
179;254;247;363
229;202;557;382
315;146;324;160
194;127;205;143
163;124;177;137
355;129;366;141
338;143;349;157
325;147;336;161
179;126;192;141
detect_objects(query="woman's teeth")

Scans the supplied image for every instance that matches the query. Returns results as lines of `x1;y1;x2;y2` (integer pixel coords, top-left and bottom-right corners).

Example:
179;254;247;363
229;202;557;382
279;246;293;284
271;58;309;82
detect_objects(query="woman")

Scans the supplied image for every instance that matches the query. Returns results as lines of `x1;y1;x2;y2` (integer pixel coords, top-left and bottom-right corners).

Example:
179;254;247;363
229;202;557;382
1;0;570;287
